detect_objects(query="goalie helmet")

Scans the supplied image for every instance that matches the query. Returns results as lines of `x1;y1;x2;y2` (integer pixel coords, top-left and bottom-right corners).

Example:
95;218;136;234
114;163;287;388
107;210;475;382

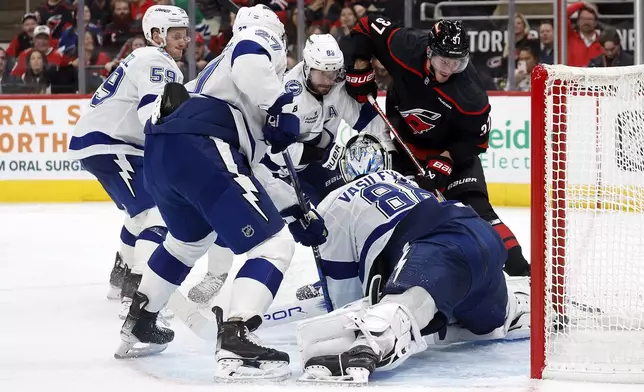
142;5;190;47
339;133;391;183
233;5;285;42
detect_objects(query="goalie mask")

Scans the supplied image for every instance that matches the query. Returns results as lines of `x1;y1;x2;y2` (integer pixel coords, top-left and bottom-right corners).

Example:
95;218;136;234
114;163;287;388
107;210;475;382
339;133;391;183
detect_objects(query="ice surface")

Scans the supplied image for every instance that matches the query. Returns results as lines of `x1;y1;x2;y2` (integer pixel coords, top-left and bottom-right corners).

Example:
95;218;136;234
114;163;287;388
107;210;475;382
0;203;641;392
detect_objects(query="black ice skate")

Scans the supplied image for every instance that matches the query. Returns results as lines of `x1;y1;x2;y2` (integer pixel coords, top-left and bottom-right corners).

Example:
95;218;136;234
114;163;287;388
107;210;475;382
300;345;378;384
212;306;291;382
118;271;174;322
114;291;174;359
107;252;126;300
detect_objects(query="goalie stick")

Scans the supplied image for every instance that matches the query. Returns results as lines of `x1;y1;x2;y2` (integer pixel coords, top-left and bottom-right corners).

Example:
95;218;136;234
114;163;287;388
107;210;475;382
166;289;329;341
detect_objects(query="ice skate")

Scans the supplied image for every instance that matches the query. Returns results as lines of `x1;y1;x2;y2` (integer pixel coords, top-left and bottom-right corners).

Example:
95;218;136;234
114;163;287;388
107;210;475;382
107;252;126;300
119;271;174;324
114;291;175;359
187;272;228;305
299;345;377;384
295;280;322;300
212;307;291;382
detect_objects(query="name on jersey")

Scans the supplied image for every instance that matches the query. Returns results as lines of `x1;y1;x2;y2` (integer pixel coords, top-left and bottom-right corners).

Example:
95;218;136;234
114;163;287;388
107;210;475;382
338;171;403;203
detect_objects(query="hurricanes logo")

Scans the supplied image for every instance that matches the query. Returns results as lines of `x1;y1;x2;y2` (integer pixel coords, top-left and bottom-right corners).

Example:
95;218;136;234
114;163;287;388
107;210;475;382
399;108;441;134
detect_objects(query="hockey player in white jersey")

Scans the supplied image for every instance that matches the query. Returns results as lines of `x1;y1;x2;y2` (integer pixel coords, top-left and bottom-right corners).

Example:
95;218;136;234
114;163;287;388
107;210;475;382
295;134;530;383
116;5;328;382
264;34;394;206
68;5;188;315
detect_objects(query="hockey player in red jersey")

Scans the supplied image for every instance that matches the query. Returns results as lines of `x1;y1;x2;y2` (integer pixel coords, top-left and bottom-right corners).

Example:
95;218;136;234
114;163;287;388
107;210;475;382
344;16;530;276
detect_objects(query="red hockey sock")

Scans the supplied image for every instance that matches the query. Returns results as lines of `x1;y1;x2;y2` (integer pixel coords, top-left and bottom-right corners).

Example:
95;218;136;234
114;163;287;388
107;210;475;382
492;221;520;250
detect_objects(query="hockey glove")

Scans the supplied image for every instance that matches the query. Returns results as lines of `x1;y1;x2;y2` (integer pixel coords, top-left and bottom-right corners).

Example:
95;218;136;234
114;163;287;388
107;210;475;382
417;154;453;193
345;66;378;104
281;204;328;247
264;93;300;154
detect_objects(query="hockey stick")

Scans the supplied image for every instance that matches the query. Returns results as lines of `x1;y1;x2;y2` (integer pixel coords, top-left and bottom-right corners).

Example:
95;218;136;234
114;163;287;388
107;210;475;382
167;289;329;341
281;150;334;313
366;94;446;202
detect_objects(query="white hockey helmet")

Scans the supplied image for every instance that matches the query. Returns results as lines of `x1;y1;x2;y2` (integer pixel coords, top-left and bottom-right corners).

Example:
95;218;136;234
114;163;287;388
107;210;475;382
142;5;190;47
233;5;285;41
303;34;344;89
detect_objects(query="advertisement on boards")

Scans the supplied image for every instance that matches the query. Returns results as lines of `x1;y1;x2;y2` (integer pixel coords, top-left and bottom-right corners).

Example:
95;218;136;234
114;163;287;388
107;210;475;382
0;97;93;180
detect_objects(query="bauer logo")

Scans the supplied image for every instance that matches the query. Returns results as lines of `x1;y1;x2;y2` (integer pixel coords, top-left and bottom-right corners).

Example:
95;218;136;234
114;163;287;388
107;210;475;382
285;80;303;96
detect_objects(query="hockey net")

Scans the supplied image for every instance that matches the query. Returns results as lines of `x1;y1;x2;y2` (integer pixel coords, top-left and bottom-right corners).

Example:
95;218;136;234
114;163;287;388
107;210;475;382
531;64;644;382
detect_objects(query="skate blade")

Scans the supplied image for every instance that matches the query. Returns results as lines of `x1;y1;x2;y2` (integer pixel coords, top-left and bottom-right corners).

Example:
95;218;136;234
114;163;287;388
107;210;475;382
215;358;291;382
114;340;168;359
298;367;369;385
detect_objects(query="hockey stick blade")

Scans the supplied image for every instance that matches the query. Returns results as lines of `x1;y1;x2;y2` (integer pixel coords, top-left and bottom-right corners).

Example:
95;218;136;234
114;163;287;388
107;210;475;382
167;290;330;340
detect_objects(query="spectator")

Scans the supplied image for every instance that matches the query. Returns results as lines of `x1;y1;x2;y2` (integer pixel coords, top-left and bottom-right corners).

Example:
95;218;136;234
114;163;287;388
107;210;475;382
502;13;539;65
539;21;554;64
179;33;214;76
35;0;74;39
305;0;342;31
353;4;366;18
109;35;146;70
53;30;109;94
58;5;103;59
88;0;112;29
0;48;23;94
22;50;54;94
286;51;297;72
11;26;63;77
588;28;633;67
103;0;143;57
514;46;538;92
333;7;358;66
567;1;603;67
130;0;155;21
6;13;39;59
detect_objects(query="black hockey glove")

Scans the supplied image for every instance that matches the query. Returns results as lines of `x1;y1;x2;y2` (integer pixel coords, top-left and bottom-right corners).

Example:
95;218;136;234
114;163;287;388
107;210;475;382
345;66;378;103
417;155;453;193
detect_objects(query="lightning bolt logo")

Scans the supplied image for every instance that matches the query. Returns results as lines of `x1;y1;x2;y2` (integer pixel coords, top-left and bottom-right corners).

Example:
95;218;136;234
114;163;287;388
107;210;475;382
392;242;411;283
114;154;136;197
234;175;268;222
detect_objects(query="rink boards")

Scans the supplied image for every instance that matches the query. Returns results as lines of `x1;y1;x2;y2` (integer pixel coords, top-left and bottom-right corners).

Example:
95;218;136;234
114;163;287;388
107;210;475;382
0;92;532;206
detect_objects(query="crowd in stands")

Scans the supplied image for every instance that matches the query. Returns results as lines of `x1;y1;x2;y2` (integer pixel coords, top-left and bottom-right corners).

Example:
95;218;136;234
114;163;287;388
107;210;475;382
0;0;637;95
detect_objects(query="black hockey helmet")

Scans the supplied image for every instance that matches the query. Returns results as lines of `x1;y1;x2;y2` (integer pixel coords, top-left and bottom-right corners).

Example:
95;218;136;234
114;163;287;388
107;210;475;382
427;20;470;74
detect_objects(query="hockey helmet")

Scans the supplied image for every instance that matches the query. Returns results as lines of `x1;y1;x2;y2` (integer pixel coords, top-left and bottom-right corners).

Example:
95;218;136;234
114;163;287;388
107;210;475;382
339;133;391;183
427;20;470;74
142;5;190;47
233;5;285;42
302;34;345;88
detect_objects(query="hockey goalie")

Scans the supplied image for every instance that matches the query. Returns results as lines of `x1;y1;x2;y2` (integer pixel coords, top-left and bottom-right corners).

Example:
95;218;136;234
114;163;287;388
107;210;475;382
296;134;530;383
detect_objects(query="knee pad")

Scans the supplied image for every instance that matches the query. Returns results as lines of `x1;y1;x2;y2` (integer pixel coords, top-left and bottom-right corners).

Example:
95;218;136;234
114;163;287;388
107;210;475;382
246;226;295;273
164;231;217;267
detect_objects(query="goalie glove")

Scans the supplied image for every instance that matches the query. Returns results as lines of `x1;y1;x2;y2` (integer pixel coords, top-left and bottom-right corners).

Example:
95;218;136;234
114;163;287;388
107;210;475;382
281;204;328;247
322;119;359;171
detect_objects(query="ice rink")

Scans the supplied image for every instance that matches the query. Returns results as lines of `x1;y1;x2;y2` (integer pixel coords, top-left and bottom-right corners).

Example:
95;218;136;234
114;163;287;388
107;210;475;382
1;203;642;392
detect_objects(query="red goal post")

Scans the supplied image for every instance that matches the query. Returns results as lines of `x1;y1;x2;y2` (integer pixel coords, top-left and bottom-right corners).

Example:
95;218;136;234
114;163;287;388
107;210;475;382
530;64;644;382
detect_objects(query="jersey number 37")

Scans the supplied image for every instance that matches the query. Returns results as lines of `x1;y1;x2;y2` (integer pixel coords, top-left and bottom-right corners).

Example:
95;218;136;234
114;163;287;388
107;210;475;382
370;18;391;35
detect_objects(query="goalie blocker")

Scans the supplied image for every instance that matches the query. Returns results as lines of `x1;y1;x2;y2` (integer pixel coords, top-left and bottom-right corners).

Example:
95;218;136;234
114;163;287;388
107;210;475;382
295;134;530;383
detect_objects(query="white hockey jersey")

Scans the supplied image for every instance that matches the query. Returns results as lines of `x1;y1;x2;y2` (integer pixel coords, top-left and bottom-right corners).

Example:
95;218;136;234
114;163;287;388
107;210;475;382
316;170;433;309
270;61;392;168
184;25;288;165
69;47;183;159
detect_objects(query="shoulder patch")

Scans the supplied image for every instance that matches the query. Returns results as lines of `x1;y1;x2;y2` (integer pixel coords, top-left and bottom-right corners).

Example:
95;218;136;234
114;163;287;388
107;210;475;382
285;80;303;96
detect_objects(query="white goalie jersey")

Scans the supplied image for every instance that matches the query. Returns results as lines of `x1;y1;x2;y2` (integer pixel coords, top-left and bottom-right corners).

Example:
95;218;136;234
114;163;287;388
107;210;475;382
270;61;392;168
69;47;183;159
316;170;432;309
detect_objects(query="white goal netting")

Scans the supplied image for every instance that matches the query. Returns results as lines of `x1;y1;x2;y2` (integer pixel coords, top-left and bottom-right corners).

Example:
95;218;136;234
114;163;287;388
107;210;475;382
539;65;644;382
